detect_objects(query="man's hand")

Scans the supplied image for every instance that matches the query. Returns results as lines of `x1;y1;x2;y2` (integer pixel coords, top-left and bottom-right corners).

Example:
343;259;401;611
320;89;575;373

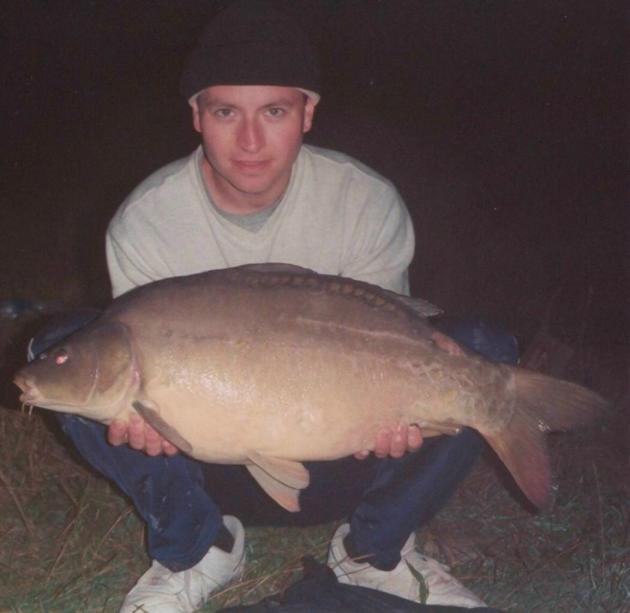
431;330;467;357
107;416;179;456
354;423;423;460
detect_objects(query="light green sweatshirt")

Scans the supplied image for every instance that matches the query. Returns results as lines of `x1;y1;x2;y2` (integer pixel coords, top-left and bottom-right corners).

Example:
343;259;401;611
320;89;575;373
106;144;414;298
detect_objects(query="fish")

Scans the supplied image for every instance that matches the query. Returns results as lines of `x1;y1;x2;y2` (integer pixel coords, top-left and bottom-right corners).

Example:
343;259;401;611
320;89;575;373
14;263;607;512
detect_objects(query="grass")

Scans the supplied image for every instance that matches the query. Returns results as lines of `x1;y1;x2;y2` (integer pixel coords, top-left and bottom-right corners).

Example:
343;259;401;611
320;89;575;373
0;403;333;611
0;318;628;612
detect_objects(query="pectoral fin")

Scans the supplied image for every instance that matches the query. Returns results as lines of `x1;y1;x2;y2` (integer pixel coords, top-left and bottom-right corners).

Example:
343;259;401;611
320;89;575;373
246;452;310;512
132;400;193;454
419;425;461;437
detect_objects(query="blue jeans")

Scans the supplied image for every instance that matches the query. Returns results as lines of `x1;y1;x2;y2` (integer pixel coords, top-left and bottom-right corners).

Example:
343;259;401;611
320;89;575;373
30;310;517;571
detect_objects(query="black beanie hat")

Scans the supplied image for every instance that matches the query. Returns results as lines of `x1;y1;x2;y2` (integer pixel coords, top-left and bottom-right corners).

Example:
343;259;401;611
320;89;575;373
180;0;321;102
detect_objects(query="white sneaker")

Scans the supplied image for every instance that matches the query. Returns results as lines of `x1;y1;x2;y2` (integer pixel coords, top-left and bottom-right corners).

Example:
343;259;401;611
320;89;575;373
328;523;486;608
120;516;245;613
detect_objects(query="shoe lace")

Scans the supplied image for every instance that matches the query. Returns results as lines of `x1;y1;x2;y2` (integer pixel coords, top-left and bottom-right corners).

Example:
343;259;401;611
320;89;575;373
410;554;454;587
181;565;227;608
407;553;485;605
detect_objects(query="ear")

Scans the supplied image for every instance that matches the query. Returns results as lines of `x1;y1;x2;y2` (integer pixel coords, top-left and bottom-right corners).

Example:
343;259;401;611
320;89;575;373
302;97;317;134
191;97;202;134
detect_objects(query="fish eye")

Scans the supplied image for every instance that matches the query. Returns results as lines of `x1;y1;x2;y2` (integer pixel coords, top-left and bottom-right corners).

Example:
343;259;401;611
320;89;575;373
54;348;69;365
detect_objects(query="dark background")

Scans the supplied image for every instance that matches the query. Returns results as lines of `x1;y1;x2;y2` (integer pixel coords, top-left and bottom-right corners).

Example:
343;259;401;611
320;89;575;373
3;0;628;348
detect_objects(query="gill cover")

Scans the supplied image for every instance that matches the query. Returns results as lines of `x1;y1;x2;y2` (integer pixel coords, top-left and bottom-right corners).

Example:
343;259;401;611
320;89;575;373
89;320;137;414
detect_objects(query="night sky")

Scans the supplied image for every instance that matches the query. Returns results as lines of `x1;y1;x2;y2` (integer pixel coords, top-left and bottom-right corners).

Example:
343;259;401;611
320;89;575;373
3;0;627;346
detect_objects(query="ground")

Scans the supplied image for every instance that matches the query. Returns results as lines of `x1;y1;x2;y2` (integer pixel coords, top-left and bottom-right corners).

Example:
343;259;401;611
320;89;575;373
1;1;628;611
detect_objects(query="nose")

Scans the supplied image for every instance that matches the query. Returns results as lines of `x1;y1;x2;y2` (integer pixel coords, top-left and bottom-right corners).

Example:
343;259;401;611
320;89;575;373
237;117;264;153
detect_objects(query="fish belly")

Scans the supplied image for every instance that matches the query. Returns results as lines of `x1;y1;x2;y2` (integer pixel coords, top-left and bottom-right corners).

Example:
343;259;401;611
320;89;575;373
136;329;457;464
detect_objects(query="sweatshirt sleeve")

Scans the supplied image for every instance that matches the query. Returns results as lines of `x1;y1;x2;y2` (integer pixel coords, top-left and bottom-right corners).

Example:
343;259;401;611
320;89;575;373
340;183;415;295
105;225;159;298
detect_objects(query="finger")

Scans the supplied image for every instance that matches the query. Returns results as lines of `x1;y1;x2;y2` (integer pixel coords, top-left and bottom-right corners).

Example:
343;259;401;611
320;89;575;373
162;440;180;456
354;449;370;460
389;425;407;458
107;420;128;446
374;428;392;459
407;424;423;450
127;415;146;450
143;423;163;456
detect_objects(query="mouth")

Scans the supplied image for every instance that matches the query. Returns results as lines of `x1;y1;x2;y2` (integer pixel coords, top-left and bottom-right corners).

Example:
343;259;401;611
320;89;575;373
232;160;269;173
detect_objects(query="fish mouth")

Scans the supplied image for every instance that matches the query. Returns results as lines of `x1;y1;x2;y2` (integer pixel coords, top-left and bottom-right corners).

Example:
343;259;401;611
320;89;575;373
13;373;41;406
14;372;94;412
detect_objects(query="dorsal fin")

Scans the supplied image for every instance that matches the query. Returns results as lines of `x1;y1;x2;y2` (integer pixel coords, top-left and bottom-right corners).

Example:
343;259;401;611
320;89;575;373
235;263;316;275
382;290;442;318
230;263;442;319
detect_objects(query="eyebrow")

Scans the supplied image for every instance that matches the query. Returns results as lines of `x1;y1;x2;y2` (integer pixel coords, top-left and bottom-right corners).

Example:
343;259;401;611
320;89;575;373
262;98;298;107
203;97;299;109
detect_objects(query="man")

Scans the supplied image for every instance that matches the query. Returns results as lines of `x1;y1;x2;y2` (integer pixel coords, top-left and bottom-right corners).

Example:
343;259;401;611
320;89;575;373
32;2;498;610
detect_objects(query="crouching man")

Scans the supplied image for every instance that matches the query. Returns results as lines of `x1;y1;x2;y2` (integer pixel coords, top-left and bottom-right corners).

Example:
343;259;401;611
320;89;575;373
29;2;511;610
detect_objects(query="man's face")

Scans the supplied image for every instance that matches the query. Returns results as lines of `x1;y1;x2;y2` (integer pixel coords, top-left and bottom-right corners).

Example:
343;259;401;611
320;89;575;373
192;85;316;212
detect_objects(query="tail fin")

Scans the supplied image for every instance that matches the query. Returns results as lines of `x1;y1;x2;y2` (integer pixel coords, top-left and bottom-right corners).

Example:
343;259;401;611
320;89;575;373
512;369;609;431
483;369;608;508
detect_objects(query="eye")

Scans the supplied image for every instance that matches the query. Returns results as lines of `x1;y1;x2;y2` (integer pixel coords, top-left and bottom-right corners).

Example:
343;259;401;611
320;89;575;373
54;349;69;365
266;107;285;118
214;108;234;119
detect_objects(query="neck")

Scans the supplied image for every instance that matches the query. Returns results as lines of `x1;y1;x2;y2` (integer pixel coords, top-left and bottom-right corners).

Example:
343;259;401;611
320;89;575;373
200;158;286;215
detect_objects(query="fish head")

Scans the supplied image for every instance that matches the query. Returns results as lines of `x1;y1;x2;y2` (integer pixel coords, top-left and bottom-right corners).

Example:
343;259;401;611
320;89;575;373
14;320;137;420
